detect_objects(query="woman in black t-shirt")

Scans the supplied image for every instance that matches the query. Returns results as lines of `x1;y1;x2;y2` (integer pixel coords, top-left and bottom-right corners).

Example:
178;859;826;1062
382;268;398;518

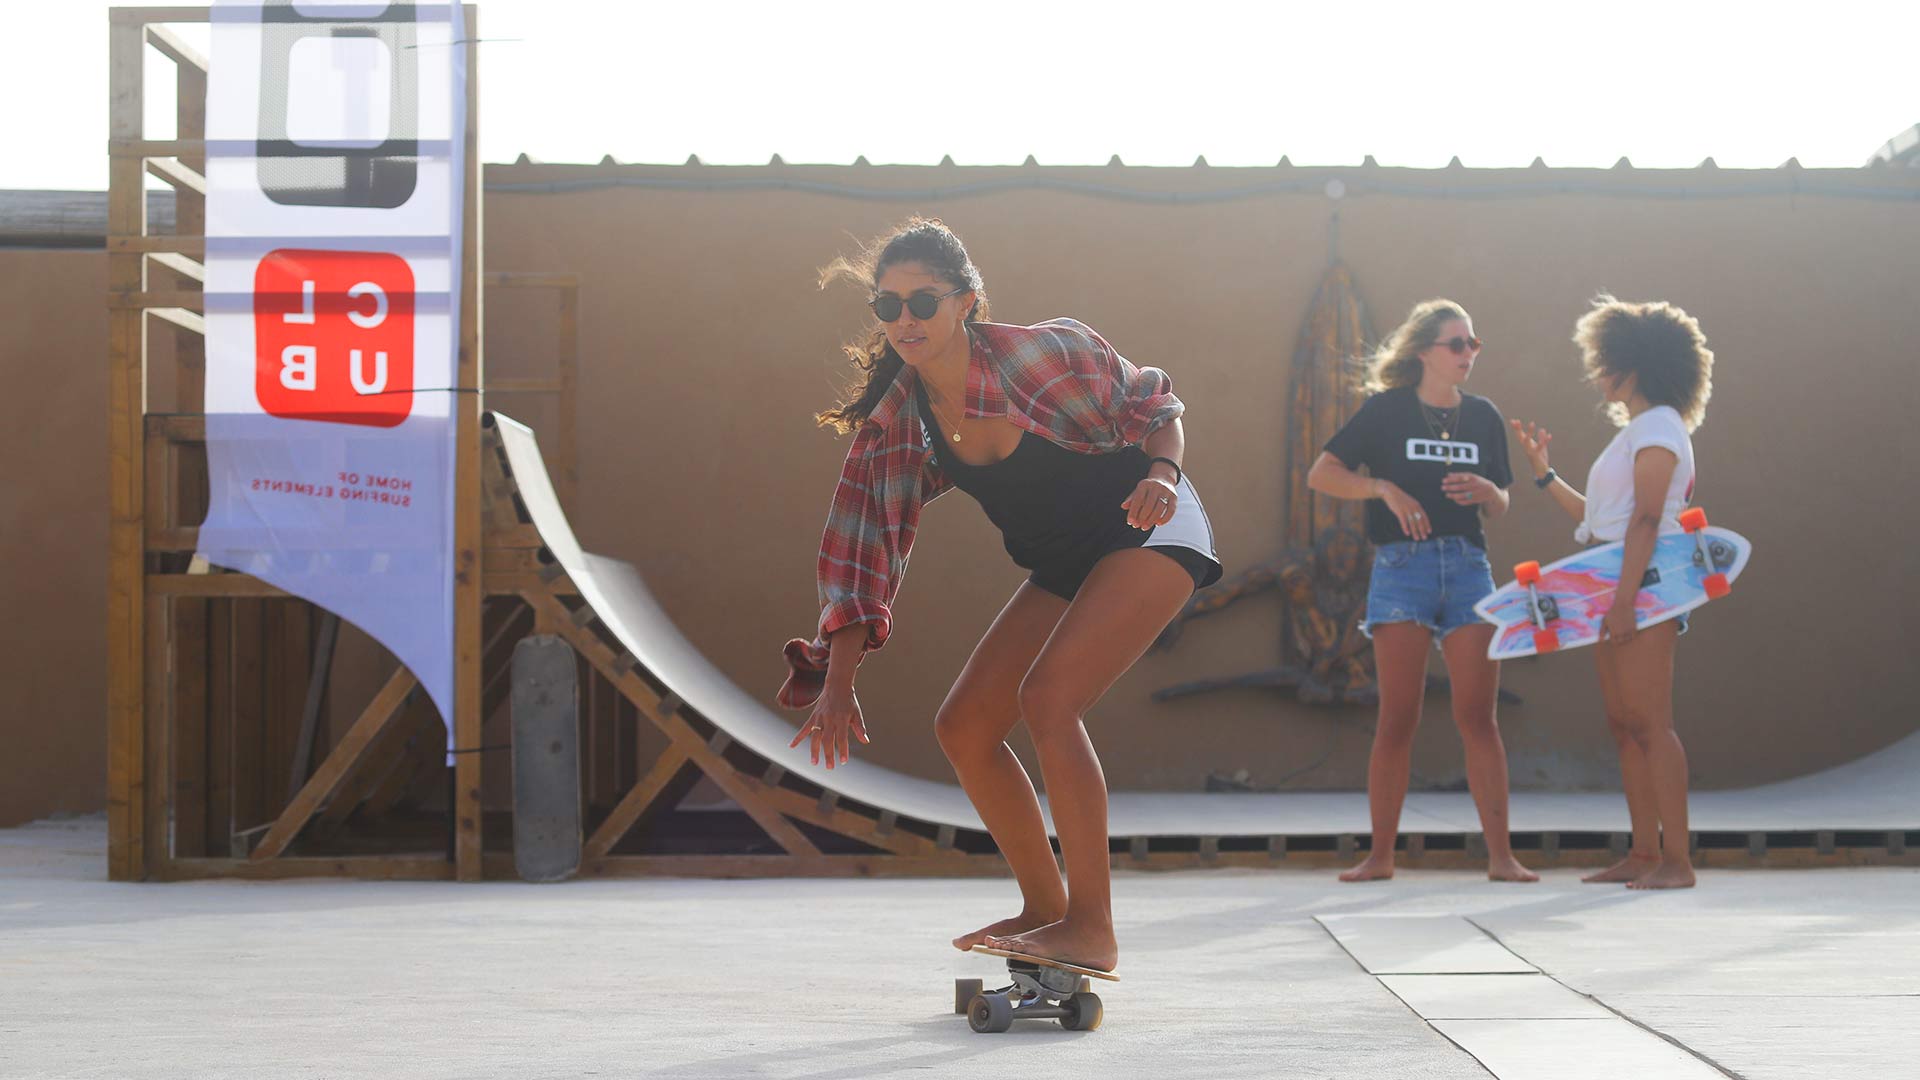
1308;299;1536;884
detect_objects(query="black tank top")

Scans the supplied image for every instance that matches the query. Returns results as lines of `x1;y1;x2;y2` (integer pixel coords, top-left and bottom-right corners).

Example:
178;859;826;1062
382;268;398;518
916;381;1154;572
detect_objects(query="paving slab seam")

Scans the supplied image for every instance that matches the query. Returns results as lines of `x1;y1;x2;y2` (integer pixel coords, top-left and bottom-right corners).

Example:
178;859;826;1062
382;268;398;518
1316;914;1739;1079
1464;916;1749;1080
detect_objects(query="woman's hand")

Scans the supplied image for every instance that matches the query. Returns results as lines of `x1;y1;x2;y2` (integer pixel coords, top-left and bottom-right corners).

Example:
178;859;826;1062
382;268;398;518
1376;481;1432;541
789;682;869;769
1599;602;1638;646
1509;419;1553;480
1122;477;1179;530
1441;471;1500;507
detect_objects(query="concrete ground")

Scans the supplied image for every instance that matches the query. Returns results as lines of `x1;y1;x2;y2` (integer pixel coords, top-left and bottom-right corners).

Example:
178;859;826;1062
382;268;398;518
2;817;1914;1079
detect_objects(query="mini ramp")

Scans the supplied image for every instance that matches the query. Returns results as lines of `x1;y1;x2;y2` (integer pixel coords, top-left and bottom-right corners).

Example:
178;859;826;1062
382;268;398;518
487;414;1920;875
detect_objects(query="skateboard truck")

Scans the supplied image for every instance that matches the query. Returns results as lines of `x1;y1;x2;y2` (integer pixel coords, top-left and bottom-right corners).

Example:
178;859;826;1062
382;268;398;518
955;960;1103;1033
1512;560;1560;654
1679;507;1732;599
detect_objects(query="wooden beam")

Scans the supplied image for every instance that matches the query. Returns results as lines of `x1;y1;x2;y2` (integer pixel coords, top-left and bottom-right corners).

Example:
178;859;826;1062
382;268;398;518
250;666;418;861
112;7;216;24
145;156;208;195
148;573;290;598
106;15;148;882
523;589;821;857
109;138;208;159
110;235;205;255
149;307;206;335
451;6;485;881
144;22;209;72
147;251;206;283
161;856;455;882
111;290;205;311
286;613;342;796
583;745;692;861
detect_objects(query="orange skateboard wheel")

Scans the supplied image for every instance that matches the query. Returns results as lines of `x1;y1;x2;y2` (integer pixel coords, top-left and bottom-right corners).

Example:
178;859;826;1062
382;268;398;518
1514;561;1542;586
1533;628;1559;654
1704;573;1731;600
1679;507;1708;533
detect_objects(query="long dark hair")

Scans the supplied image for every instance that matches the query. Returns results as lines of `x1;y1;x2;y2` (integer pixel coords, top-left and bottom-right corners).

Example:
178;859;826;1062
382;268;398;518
815;218;989;434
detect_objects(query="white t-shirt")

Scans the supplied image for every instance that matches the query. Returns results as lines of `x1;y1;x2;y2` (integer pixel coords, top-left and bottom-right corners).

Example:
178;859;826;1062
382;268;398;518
1577;405;1695;544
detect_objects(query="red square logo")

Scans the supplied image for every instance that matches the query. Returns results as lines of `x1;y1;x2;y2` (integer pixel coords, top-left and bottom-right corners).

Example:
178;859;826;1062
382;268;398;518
254;249;415;428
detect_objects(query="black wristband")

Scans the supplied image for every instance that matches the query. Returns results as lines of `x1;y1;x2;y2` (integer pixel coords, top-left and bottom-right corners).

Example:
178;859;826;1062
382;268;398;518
1148;456;1183;486
1535;468;1557;490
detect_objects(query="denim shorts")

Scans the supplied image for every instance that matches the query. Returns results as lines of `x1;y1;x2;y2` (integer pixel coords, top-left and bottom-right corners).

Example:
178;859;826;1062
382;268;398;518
1363;536;1497;642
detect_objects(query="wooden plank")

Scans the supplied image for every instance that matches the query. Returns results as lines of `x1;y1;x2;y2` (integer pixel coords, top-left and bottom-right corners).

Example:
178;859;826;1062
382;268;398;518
109;138;209;159
172;598;209;857
145;156;208;195
144;22;209;72
485;525;545;549
566;854;1006;880
111;290;206;311
106;16;148;882
111;7;215;24
286;613;342;795
582;745;692;861
230;600;265;845
355;704;442;822
150;307;206;335
206;600;235;855
451;6;486;882
110;235;205;255
148;414;206;441
160;856;455;883
251;666;419;861
142;593;171;876
148;251;206;283
524;590;821;857
148;573;291;598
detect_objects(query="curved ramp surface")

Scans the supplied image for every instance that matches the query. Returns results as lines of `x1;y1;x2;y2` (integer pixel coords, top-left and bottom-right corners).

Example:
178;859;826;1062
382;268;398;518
490;413;1919;847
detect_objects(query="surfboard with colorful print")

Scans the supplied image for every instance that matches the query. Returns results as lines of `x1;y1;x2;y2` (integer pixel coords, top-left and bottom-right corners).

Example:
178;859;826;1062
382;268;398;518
1476;508;1751;661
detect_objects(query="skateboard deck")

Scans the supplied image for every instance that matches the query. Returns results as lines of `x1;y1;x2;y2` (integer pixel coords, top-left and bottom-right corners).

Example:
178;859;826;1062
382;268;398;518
957;945;1116;1033
1475;508;1750;661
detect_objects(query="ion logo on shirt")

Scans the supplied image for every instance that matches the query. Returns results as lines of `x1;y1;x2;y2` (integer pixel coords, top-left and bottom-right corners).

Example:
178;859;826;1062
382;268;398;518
1405;438;1481;465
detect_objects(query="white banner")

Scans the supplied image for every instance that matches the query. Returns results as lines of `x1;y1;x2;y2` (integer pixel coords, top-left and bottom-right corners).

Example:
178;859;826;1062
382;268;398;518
200;1;467;743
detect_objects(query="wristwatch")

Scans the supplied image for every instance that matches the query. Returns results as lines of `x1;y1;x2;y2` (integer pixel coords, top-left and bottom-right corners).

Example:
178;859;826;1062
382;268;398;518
1535;468;1558;490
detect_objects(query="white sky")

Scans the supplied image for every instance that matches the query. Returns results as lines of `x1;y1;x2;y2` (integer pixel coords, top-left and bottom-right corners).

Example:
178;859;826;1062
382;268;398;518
3;0;1915;190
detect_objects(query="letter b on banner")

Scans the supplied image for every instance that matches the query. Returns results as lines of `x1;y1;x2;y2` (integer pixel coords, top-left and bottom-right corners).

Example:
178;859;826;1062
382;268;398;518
254;249;415;427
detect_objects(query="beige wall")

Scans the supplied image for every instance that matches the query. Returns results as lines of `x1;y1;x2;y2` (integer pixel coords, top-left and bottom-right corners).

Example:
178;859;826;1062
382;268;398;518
5;161;1917;826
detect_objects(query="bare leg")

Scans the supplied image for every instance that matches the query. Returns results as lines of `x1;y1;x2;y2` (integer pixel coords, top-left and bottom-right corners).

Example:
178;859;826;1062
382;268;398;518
1584;636;1665;883
936;583;1072;949
1340;622;1431;882
983;548;1195;972
1440;624;1537;882
1610;623;1694;889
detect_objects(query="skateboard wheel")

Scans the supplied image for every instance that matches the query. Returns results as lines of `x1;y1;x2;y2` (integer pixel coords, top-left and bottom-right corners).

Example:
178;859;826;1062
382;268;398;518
1061;991;1104;1032
954;978;983;1015
1704;573;1731;600
968;992;1015;1034
1514;561;1541;586
1533;629;1559;655
1679;507;1708;533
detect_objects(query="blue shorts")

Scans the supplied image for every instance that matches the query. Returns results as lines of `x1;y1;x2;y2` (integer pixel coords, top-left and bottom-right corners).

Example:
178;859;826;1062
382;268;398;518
1363;536;1496;642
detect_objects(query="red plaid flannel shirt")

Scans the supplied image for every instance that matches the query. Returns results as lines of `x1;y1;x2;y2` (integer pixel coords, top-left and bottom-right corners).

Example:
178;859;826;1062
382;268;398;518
778;318;1184;708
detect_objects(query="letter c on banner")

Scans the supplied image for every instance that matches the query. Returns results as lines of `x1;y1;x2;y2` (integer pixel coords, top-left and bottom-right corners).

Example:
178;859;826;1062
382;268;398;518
347;282;388;329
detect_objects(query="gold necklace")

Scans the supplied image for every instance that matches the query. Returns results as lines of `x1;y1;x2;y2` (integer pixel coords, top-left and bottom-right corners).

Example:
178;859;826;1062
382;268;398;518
923;385;965;443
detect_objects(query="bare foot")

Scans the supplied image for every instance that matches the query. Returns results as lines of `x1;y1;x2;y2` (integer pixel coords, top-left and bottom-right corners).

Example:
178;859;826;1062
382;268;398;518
952;908;1064;953
1582;854;1658;883
1488;855;1540;883
983;918;1118;973
1628;861;1697;890
1339;854;1395;882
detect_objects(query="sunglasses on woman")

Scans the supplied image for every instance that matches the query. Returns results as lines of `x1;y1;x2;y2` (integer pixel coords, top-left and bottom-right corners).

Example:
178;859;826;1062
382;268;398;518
1433;335;1484;355
870;286;966;323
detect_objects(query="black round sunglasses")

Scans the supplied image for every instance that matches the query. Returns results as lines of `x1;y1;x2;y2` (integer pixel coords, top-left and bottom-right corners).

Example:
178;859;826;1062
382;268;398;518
870;286;966;323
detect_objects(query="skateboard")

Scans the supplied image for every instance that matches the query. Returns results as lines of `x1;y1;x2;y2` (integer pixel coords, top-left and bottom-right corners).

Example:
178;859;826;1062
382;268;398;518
1476;507;1750;661
954;945;1118;1034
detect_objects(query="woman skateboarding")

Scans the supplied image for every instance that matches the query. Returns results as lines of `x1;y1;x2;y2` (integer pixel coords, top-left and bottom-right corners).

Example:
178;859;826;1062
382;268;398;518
779;219;1221;972
1509;296;1714;890
1307;299;1536;883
